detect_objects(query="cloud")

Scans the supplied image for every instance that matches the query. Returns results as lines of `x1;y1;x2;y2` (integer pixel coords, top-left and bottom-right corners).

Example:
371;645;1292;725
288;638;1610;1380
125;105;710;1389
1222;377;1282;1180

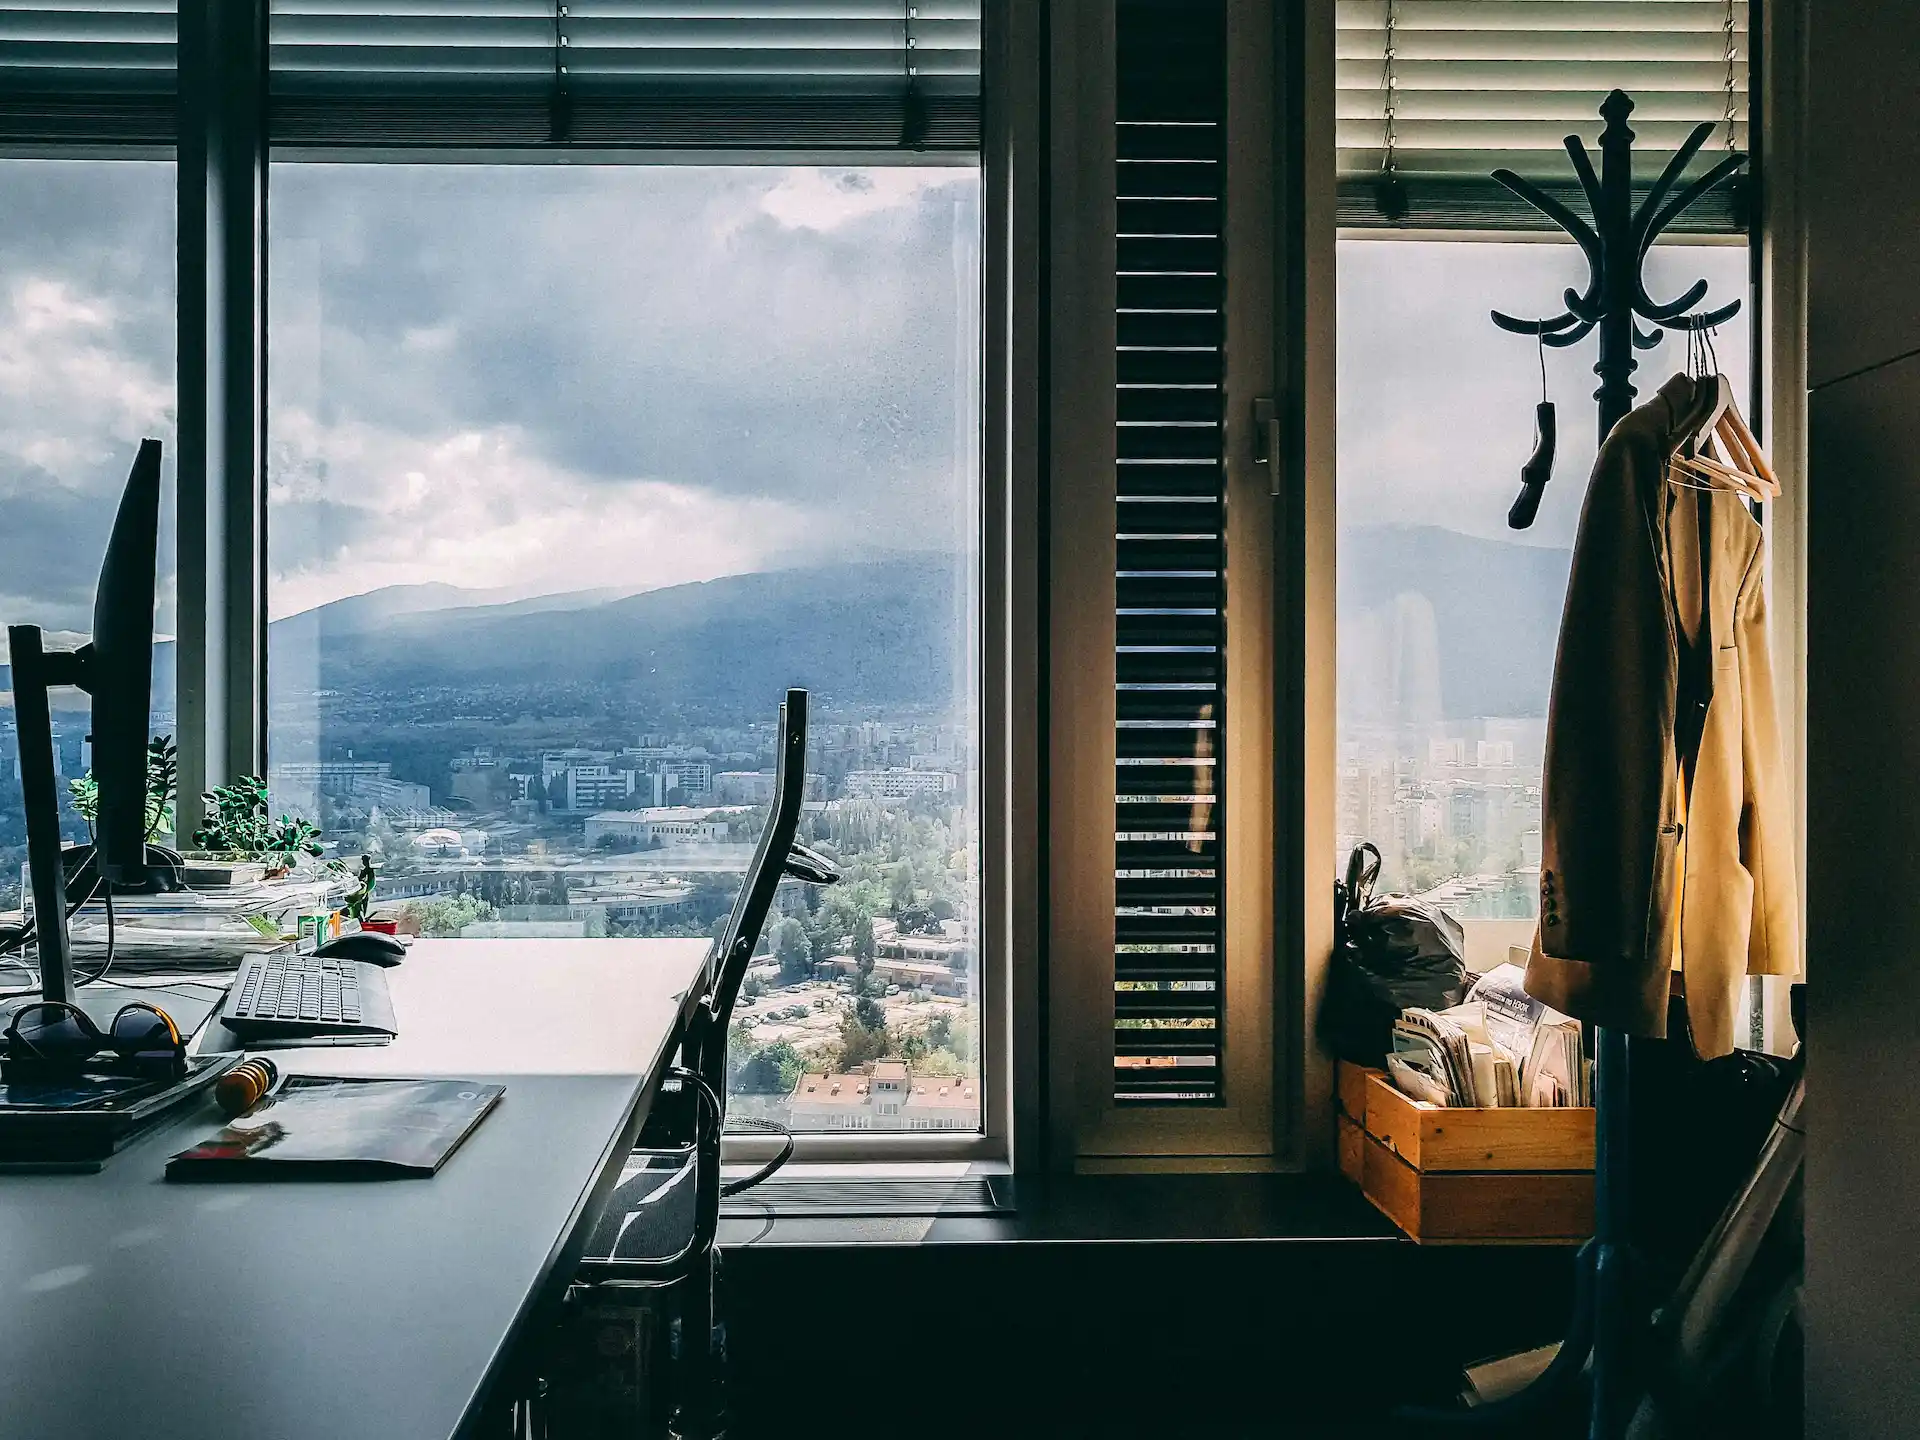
263;162;981;609
266;411;820;617
5;161;1748;650
1337;237;1749;549
0;159;176;635
0;159;980;632
756;167;969;231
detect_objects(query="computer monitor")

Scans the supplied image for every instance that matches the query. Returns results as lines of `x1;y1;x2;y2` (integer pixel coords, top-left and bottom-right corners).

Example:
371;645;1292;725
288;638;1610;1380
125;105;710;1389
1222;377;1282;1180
88;439;162;881
7;438;162;1004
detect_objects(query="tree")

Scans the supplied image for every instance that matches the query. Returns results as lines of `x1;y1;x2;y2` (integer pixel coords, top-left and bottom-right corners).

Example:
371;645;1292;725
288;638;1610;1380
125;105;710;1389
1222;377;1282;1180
855;995;886;1030
770;916;814;983
895;903;939;936
400;892;497;937
731;1039;803;1094
852;915;876;964
836;1011;890;1071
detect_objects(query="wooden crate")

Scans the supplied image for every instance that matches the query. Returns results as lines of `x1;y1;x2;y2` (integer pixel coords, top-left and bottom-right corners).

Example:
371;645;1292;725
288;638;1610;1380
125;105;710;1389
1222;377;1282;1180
1362;1070;1594;1172
1337;1112;1366;1186
1337;1062;1594;1244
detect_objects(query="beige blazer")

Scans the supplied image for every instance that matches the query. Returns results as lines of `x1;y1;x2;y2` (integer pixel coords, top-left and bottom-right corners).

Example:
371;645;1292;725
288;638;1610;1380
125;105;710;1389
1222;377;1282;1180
1525;373;1799;1059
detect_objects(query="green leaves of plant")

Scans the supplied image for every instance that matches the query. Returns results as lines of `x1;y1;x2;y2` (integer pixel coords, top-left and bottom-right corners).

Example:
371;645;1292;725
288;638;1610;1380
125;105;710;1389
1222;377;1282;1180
64;734;177;842
191;773;323;865
145;736;178;842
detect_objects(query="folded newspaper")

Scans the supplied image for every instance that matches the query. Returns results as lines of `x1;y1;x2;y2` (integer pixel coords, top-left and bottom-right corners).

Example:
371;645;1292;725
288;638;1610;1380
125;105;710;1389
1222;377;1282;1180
1386;962;1588;1108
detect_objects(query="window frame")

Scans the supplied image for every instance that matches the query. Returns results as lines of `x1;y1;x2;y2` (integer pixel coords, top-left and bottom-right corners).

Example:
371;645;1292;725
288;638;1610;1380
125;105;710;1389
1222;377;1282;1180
5;0;1807;1176
24;1;1025;1168
1311;0;1806;1084
1042;0;1804;1175
1043;0;1285;1170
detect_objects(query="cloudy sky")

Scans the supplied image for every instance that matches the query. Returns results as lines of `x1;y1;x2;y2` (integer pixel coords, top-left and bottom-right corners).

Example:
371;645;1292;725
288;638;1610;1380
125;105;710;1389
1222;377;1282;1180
0;156;1749;647
0;160;177;649
1339;235;1751;551
0;158;980;643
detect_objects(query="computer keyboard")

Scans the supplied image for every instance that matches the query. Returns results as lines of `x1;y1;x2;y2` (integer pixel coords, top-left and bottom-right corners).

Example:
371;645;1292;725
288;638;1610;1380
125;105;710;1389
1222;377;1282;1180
224;951;397;1039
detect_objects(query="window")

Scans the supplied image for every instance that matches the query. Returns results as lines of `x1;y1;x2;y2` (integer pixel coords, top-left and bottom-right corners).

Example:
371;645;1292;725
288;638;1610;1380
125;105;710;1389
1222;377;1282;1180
264;162;984;1134
0;159;176;911
0;0;995;1148
1330;0;1755;971
1336;238;1750;942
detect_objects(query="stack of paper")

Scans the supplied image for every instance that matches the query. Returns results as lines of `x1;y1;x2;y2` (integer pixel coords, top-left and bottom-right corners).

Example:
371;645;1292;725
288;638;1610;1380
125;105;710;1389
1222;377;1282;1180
1523;1019;1588;1108
35;866;355;971
1391;1009;1477;1105
1383;962;1589;1108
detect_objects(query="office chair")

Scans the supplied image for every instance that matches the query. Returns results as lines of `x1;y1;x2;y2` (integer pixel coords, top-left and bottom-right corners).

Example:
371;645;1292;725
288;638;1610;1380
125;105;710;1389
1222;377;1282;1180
572;689;838;1438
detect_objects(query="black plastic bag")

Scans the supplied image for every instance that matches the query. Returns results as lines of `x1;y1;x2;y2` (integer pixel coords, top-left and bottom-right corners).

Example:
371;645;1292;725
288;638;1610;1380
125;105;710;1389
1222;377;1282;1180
1321;842;1468;1067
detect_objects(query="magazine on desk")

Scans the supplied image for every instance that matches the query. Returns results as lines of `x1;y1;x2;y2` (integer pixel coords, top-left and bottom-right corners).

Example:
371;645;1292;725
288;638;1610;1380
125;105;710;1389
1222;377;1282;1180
166;1074;504;1180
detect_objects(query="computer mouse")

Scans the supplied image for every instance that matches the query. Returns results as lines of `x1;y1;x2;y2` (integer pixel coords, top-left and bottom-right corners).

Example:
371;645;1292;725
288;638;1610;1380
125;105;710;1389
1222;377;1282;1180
314;930;407;967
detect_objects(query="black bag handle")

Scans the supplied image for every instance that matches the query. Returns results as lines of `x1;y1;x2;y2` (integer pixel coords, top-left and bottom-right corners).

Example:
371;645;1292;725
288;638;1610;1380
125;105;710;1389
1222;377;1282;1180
1341;842;1382;925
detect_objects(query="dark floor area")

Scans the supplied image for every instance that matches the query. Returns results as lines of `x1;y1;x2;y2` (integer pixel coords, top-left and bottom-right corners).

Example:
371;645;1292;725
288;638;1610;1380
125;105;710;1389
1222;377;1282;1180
714;1175;1583;1439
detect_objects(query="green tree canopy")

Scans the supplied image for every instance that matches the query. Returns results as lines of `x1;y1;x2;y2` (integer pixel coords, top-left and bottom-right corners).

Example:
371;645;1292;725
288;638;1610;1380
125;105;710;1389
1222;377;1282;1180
770;916;814;982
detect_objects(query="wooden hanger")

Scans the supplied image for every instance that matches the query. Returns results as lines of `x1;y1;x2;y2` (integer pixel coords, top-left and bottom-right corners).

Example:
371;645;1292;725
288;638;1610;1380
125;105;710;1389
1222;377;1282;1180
1670;373;1780;502
1670;447;1769;504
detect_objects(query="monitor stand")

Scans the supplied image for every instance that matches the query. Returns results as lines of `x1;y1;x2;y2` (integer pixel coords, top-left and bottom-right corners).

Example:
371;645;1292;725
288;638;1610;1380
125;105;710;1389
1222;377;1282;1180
7;624;88;1007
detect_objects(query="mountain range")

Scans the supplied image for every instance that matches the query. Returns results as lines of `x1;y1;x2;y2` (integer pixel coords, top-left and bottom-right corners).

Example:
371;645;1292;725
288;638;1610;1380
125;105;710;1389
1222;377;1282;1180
7;526;1572;725
271;556;968;720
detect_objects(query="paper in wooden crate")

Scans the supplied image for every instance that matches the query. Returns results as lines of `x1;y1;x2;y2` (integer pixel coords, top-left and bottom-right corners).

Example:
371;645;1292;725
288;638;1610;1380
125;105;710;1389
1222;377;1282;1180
1361;1073;1594;1173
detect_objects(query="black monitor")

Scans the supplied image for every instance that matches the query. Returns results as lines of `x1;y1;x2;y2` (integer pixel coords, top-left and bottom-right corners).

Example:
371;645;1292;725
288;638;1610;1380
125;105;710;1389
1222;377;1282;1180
7;438;162;1004
88;439;162;881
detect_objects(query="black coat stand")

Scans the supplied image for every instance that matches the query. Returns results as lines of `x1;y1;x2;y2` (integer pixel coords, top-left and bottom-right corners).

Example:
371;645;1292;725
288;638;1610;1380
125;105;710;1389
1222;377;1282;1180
1405;90;1747;1439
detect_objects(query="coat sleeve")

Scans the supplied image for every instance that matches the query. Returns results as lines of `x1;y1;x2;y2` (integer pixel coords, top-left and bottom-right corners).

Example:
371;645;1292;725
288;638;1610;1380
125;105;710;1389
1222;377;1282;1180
1737;543;1802;977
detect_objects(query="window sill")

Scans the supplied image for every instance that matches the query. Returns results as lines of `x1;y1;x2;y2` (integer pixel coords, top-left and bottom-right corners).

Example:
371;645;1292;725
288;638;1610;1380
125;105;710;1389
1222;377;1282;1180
716;1170;1399;1249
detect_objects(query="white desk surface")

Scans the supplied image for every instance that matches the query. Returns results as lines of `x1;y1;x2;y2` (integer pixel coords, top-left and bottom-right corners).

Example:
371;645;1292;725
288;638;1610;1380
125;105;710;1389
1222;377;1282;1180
0;937;709;1440
234;936;711;1076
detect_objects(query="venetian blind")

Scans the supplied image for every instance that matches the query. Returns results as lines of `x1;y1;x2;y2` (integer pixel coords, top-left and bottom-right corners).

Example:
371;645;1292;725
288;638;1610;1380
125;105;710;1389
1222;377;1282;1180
0;3;982;152
0;4;177;147
1337;0;1750;230
1113;0;1227;1107
268;2;983;151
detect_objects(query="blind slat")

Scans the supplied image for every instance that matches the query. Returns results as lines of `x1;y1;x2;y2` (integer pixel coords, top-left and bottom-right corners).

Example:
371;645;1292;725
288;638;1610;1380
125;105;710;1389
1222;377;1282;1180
271;0;981;147
1338;0;1749;229
1113;0;1228;1110
0;1;981;150
0;4;174;145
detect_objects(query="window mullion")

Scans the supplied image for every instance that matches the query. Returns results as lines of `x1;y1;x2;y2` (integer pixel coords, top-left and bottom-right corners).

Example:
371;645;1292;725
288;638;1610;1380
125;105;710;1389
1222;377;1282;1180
175;0;268;838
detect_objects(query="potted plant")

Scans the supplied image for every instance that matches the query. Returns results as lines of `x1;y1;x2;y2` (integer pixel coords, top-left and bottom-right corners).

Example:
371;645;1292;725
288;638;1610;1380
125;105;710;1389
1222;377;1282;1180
66;735;182;889
189;775;326;878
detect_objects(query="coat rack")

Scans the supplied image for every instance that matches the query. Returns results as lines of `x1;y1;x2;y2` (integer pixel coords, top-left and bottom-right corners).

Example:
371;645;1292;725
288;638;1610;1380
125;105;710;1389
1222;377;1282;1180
1405;90;1747;1440
1491;88;1744;527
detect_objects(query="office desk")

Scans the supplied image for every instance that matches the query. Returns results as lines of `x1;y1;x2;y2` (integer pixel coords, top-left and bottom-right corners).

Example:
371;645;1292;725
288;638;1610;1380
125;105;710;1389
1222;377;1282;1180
0;938;708;1440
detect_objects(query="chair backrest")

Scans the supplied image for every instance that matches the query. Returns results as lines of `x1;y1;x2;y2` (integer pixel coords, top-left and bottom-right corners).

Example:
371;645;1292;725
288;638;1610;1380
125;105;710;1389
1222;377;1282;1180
679;688;818;1094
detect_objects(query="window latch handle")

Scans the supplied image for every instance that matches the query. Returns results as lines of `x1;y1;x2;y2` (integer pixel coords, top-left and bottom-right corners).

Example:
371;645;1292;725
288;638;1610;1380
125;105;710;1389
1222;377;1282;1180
1251;396;1282;496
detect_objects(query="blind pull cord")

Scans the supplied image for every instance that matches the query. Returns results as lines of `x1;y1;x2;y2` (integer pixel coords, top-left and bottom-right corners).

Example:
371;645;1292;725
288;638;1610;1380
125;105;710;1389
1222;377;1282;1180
1373;0;1408;221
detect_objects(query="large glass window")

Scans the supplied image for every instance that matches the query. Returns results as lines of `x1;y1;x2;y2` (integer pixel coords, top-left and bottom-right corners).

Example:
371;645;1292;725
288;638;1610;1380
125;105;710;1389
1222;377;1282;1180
266;163;983;1133
1336;238;1749;935
0;160;176;914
